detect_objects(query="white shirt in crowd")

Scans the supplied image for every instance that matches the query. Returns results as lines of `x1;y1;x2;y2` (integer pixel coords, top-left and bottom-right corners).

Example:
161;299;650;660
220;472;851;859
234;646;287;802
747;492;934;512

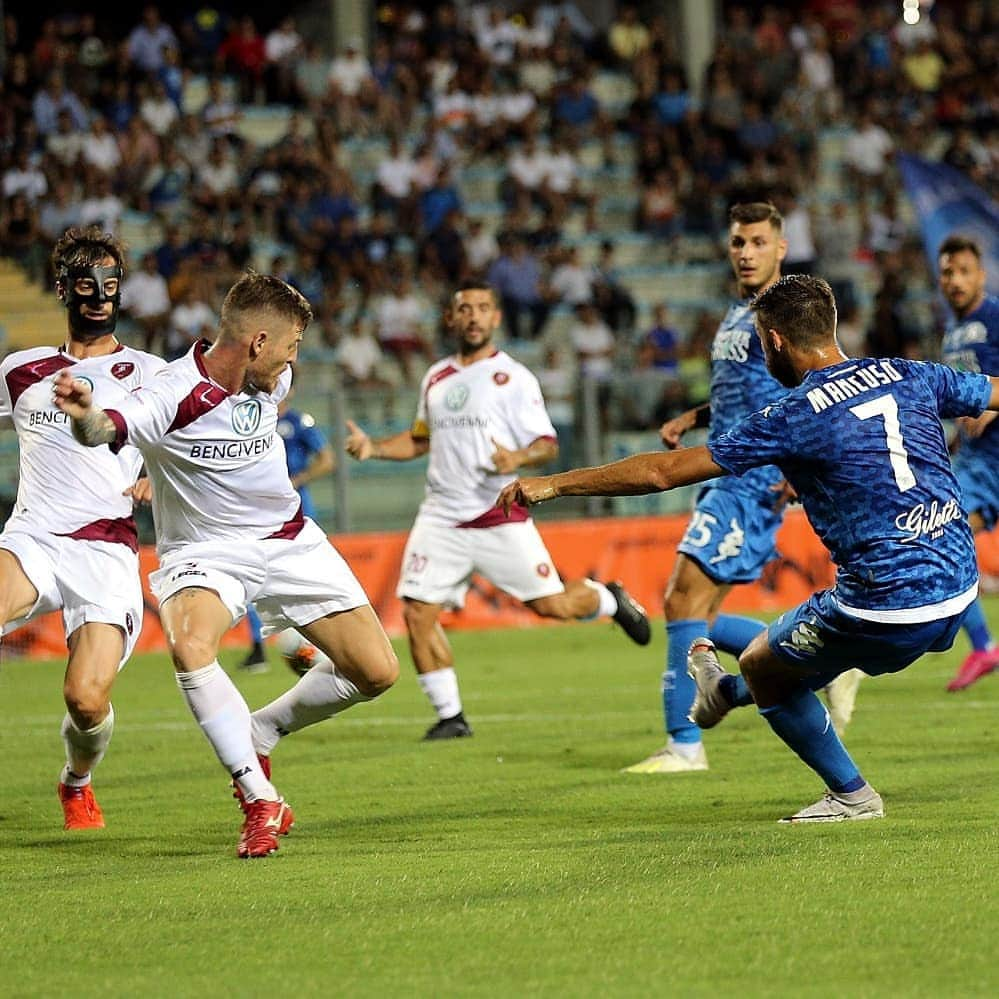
328;52;371;96
79;193;123;232
376;153;418;199
508;146;549;190
122;270;171;319
375;293;424;342
845;122;893;176
569;318;616;381
81;132;122;174
550;261;595;305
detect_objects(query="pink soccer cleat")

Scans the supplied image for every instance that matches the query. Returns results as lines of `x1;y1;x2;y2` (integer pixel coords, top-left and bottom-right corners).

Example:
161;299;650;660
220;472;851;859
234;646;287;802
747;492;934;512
946;647;999;692
58;782;105;830
237;798;295;859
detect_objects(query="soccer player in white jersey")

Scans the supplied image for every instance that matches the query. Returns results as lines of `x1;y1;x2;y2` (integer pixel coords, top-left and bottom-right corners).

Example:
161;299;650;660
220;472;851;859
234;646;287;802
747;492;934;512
0;226;164;830
345;279;650;740
54;273;399;858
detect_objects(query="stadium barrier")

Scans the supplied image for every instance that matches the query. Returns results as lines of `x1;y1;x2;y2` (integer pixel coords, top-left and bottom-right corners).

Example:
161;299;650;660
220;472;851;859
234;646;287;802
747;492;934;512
11;510;999;660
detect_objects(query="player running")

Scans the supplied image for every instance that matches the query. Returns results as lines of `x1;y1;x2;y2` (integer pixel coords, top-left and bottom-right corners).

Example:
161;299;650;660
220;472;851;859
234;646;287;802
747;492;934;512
937;235;999;691
0;226;164;829
344;279;650;740
55;272;398;858
625;202;791;774
500;275;997;821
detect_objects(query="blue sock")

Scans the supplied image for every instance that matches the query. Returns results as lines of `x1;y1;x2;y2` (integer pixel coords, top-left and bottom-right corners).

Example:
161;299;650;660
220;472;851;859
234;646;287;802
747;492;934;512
663;620;707;743
247;605;264;645
710;614;767;656
719;673;754;708
962;598;991;652
759;688;864;793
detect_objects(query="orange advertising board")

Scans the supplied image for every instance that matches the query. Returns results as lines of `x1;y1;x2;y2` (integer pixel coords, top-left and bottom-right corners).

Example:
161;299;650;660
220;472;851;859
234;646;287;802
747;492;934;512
9;511;999;660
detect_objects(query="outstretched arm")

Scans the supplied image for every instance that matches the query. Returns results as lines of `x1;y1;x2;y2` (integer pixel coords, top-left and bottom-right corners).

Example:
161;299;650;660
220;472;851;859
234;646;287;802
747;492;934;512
52;370;117;447
497;444;725;512
344;419;430;461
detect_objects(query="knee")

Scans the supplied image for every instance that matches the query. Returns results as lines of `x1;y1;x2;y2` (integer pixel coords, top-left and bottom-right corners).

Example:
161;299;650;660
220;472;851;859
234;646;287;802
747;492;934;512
63;681;110;729
402;600;435;637
663;587;692;623
354;647;400;698
169;633;220;673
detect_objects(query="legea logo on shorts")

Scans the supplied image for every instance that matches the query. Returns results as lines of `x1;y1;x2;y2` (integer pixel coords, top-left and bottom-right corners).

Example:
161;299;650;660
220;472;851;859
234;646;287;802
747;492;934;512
444;384;469;411
232;398;262;435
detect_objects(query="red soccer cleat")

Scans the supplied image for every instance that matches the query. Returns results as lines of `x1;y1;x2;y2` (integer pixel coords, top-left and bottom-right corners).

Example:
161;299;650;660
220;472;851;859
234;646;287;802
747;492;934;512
58;782;105;830
237;798;294;859
947;648;999;692
232;753;273;817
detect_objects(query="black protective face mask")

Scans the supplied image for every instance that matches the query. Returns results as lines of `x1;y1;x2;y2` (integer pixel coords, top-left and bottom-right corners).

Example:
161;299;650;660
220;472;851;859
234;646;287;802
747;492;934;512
62;264;122;338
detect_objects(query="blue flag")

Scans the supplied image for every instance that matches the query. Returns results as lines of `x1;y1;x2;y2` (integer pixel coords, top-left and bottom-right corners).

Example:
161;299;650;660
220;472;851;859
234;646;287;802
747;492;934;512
898;152;999;294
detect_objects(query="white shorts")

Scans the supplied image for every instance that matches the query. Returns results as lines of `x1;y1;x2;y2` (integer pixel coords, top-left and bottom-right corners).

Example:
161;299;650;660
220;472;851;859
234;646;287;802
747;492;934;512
396;517;565;609
0;528;143;666
150;518;369;635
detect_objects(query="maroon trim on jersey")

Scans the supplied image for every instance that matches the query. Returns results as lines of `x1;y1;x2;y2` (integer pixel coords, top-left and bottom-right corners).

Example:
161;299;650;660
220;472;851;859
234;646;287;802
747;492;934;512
166;380;229;435
193;339;214;378
456;502;529;528
104;408;129;454
5;354;75;408
264;501;305;540
425;364;459;395
56;515;139;553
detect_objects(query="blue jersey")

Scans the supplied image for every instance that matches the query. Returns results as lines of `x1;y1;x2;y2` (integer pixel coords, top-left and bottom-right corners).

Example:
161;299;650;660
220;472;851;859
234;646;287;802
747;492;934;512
941;293;999;465
708;301;788;497
708;358;991;620
277;408;328;519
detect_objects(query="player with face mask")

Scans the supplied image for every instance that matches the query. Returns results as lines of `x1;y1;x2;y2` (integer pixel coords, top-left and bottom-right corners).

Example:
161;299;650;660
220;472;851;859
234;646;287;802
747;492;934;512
0;226;165;830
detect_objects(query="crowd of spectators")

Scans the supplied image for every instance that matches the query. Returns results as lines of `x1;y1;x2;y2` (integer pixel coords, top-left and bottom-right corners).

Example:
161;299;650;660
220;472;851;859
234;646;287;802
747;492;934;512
1;2;997;433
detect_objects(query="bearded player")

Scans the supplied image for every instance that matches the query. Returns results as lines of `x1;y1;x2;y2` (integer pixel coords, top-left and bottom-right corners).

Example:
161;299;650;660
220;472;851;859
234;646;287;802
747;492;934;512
0;226;164;829
344;279;650;741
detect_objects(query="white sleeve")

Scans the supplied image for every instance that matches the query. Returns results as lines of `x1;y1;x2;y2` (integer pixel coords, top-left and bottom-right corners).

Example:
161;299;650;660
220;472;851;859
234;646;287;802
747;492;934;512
104;373;187;454
0;358;13;428
508;368;557;448
412;368;431;438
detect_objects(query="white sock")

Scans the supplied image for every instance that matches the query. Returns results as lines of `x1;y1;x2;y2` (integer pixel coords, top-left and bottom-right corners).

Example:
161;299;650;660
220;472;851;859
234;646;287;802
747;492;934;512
418;667;462;720
250;662;370;756
583;579;618;618
668;737;703;760
60;705;115;787
175;662;277;802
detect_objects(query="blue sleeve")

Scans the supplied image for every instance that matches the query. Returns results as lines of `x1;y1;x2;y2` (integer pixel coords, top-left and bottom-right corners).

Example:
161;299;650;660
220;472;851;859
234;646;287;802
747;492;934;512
300;423;327;455
707;404;792;476
925;361;991;419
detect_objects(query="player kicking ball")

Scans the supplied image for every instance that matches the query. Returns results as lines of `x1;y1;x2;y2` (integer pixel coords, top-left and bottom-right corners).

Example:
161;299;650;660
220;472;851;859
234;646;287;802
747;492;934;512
345;279;650;740
0;226;164;830
55;273;398;857
499;275;998;822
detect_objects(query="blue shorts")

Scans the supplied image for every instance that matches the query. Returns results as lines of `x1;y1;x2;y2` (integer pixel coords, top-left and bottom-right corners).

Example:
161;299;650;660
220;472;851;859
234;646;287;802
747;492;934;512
954;452;999;530
768;588;968;683
677;483;783;585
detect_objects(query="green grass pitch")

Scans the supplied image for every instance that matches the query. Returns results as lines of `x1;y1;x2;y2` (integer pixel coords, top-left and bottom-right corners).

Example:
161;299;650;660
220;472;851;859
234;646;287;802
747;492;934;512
2;610;997;997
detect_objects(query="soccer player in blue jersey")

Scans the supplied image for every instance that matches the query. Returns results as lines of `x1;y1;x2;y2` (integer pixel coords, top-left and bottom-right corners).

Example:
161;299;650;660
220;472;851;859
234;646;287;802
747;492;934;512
937;235;999;692
498;275;998;821
625;202;791;774
241;391;336;670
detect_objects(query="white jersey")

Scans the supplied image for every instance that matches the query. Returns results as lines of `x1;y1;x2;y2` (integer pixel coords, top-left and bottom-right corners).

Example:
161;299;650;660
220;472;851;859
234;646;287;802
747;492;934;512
412;349;556;527
105;340;302;556
0;343;164;546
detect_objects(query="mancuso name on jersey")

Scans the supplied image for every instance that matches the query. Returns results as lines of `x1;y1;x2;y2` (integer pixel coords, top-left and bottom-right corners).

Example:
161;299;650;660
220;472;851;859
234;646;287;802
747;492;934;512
707;357;992;621
708;302;788;498
0;345;165;540
412;350;556;527
942;293;999;462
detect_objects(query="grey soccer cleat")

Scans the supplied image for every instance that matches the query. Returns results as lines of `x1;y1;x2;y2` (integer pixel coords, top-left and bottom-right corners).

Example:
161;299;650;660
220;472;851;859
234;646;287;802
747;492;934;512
686;638;731;730
779;788;885;824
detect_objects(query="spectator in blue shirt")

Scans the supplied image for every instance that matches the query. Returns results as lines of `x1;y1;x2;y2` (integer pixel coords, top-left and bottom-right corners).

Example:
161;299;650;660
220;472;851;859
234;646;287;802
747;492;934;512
32;73;88;136
487;234;553;340
645;303;681;375
127;5;179;74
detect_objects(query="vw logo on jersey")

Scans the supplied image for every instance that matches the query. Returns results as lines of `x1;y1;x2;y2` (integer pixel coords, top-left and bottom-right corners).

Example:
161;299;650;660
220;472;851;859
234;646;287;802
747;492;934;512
232;398;262;436
444;384;469;411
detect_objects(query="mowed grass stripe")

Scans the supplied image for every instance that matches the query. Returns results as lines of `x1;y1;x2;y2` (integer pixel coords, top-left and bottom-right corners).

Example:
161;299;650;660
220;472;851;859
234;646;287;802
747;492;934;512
1;612;997;997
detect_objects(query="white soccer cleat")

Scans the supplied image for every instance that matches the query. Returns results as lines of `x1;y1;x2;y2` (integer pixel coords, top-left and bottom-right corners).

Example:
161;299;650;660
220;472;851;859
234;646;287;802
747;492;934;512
686;638;732;730
621;743;708;774
779;788;884;824
824;668;865;735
